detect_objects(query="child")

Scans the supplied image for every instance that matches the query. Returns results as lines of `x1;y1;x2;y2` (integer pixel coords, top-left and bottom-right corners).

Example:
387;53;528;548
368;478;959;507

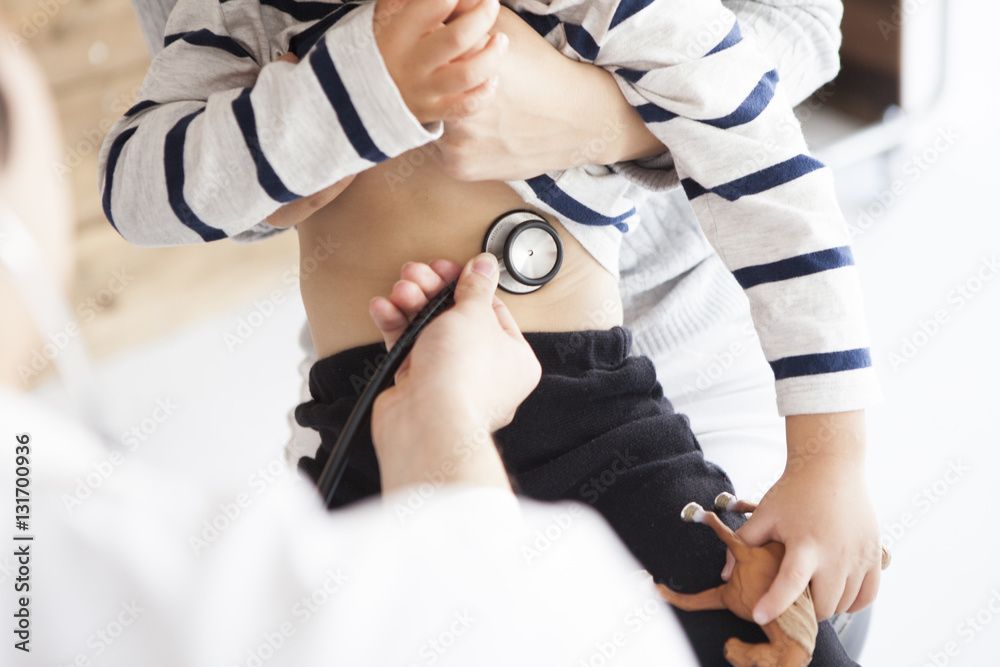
99;0;880;663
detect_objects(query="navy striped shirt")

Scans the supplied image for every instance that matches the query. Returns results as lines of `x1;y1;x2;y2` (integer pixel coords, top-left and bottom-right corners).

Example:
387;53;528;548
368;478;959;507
98;0;878;404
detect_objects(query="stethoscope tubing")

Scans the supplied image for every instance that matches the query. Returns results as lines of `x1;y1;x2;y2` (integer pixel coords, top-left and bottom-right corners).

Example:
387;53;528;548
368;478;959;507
316;280;458;506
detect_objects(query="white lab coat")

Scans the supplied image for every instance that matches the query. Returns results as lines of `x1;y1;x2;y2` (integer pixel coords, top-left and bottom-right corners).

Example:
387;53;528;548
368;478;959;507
0;388;696;666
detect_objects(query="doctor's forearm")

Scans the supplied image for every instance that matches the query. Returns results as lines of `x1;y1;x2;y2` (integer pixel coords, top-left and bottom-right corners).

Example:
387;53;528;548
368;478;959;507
372;386;514;495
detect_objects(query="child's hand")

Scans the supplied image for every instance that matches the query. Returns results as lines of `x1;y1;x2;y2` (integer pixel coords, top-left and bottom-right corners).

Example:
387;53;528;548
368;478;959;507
723;411;883;625
374;0;508;124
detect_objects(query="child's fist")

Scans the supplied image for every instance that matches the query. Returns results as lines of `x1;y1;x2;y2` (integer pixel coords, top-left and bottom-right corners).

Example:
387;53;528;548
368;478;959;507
374;0;509;124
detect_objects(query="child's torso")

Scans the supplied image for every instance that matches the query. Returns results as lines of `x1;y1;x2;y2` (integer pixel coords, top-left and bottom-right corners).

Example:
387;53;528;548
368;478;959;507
298;145;623;359
261;0;623;358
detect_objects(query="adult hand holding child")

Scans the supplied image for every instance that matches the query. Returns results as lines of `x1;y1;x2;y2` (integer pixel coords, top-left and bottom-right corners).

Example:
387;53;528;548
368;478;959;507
434;6;667;181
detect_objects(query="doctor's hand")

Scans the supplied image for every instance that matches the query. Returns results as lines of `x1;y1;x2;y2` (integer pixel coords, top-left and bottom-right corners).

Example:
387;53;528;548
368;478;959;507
367;254;541;493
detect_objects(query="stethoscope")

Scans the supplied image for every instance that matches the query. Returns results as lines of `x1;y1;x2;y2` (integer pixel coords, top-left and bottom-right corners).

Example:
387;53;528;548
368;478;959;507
316;210;563;506
482;210;563;294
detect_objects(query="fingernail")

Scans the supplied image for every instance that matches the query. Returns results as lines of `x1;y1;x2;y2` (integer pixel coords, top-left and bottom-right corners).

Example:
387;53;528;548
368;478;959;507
753;608;768;625
496;32;509;51
473;254;497;278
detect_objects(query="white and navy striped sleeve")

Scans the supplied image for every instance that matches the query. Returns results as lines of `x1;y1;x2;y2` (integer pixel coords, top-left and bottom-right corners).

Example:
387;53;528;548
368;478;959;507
98;0;442;246
513;0;880;415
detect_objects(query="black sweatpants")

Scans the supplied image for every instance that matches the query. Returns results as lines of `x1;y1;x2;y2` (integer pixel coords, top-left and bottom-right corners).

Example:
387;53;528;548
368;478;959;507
296;326;859;667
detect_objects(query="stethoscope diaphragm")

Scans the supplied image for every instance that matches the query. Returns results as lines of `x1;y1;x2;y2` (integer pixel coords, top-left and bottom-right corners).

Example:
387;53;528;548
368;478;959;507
482;210;564;293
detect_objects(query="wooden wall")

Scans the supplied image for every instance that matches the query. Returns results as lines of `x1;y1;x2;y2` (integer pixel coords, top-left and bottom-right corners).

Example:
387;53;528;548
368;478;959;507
6;0;298;359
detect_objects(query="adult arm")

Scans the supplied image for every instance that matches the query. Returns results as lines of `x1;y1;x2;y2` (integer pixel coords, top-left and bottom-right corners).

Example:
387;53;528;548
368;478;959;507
10;387;695;666
434;6;665;181
435;0;844;181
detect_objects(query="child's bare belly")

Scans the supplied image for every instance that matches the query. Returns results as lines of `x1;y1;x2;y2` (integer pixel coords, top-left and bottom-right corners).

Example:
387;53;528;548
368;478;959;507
297;146;624;359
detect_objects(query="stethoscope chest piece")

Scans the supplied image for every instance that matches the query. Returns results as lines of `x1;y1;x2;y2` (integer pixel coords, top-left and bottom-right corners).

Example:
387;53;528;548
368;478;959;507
482;210;564;294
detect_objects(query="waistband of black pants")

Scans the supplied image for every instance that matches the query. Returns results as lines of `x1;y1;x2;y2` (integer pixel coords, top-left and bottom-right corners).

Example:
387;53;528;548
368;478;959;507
306;326;635;404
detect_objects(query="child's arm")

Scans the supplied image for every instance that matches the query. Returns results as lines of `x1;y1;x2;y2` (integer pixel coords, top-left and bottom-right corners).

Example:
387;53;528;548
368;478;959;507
98;0;505;246
722;0;843;107
512;0;879;414
513;0;881;621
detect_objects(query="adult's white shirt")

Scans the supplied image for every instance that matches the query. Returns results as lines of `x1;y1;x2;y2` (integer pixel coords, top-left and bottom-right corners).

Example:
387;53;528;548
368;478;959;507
0;388;696;666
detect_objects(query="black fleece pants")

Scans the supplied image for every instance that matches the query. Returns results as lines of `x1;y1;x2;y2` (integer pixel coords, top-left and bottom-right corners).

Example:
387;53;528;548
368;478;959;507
296;326;858;667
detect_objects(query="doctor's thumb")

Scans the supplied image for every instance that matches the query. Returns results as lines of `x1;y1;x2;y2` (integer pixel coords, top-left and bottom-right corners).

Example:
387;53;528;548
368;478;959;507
454;253;499;307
